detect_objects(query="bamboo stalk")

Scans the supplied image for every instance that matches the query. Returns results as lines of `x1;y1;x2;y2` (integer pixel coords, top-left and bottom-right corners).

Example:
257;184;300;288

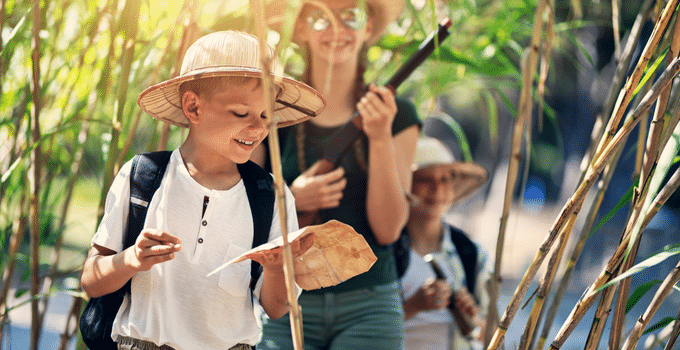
663;303;680;349
491;55;680;350
29;0;43;348
612;0;621;59
621;258;680;350
485;2;547;346
583;273;617;350
518;211;575;350
549;115;680;349
592;0;679;162
536;1;554;133
251;0;304;348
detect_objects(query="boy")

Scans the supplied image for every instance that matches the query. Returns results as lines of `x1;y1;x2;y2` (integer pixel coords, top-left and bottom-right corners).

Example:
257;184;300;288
80;31;324;350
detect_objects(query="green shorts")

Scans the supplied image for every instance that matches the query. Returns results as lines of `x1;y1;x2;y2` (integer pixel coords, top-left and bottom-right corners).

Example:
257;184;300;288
258;281;404;350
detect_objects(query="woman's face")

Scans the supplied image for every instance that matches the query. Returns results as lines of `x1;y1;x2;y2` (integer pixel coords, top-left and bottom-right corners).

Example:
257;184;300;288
297;0;373;65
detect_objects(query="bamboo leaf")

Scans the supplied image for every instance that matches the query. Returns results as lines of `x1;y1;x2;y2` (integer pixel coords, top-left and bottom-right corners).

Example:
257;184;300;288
626;280;664;314
642;316;678;335
633;47;669;96
598;247;680;291
589;184;635;237
0;9;30;68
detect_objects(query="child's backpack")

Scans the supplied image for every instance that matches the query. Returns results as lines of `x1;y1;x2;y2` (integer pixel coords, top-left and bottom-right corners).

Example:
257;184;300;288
394;225;479;295
79;151;275;349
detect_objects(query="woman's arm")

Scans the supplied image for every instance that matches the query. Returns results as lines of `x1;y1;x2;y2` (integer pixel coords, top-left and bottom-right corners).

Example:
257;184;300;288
360;84;419;245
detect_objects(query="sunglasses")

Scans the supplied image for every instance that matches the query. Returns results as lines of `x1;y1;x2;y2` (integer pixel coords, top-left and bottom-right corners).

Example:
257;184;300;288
306;7;368;32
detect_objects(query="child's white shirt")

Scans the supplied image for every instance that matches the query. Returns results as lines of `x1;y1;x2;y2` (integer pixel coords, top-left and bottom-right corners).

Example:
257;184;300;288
92;149;300;349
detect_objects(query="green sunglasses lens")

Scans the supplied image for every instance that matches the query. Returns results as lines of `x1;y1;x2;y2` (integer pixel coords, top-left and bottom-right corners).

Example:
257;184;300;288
307;9;330;31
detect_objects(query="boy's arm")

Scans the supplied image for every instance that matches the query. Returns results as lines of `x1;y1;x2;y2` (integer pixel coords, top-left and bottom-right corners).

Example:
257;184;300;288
81;229;182;298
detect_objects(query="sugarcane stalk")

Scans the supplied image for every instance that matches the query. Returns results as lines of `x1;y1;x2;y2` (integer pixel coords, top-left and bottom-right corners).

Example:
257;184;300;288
663;303;680;349
621;258;680;350
612;0;622;59
583;272;618;350
518;210;575;350
492;55;680;350
485;1;547;347
549;127;680;349
29;0;43;348
251;0;304;348
592;0;679;162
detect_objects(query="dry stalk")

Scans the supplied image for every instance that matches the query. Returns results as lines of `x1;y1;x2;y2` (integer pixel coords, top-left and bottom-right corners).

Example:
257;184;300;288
592;0;679;162
549;89;680;349
30;0;43;348
251;0;304;348
536;1;554;133
518;211;575;350
486;1;546;347
584;275;617;350
612;0;621;59
494;55;680;350
663;303;680;349
621;257;680;349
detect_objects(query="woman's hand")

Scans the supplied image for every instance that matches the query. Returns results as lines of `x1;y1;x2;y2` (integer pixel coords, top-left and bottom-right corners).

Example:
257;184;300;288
357;84;397;143
290;161;347;212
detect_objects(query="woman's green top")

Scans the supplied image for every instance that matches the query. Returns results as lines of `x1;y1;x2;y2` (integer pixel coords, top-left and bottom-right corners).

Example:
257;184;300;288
279;97;421;294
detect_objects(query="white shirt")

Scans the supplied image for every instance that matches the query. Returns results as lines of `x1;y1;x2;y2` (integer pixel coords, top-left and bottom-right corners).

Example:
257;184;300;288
401;225;490;350
92;149;299;350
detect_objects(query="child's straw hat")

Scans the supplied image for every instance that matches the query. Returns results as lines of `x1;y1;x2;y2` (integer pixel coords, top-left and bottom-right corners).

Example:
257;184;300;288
138;31;325;128
266;0;404;45
412;137;488;203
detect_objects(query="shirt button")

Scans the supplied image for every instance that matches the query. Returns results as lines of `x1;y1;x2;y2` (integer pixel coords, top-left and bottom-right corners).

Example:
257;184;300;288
198;238;204;244
202;220;207;226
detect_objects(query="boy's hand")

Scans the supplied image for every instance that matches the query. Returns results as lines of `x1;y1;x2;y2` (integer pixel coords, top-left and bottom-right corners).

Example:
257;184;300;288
126;228;182;272
452;287;479;317
412;278;452;311
290;162;346;212
249;233;315;269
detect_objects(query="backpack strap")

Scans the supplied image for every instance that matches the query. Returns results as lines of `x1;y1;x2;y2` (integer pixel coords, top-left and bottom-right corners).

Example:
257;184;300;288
237;160;275;290
448;225;479;295
124;151;173;291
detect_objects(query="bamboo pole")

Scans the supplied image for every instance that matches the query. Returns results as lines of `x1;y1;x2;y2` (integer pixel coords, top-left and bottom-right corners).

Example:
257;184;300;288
485;1;547;346
489;56;680;350
29;0;43;348
518;211;575;350
592;0;679;162
251;0;304;349
663;303;680;349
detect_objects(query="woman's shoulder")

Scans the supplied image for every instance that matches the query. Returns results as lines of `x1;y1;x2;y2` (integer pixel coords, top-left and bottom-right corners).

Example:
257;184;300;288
393;97;421;134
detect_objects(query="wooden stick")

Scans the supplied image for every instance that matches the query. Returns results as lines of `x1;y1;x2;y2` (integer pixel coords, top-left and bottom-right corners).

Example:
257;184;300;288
250;0;304;348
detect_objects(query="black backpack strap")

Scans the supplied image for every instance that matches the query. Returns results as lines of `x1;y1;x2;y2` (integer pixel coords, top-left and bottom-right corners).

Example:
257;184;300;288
448;225;479;295
237;160;275;290
124;151;172;290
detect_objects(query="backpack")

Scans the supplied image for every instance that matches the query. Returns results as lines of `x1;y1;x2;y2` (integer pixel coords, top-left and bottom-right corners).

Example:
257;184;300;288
79;151;274;349
394;225;478;295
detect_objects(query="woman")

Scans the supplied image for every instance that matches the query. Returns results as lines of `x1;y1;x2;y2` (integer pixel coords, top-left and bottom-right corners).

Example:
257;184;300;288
256;0;420;348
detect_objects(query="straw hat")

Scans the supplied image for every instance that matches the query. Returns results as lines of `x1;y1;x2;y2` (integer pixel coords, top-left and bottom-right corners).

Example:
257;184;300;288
138;31;325;128
412;136;488;203
266;0;404;45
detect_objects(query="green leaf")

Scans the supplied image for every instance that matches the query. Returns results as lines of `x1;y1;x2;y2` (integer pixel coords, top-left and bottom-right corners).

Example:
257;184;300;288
589;184;635;237
633;47;669;96
642;316;678;335
598;247;680;291
626;280;663;314
0;9;30;69
427;111;474;162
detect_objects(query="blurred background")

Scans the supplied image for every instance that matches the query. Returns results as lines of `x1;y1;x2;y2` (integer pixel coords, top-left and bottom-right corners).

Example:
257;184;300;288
2;0;680;349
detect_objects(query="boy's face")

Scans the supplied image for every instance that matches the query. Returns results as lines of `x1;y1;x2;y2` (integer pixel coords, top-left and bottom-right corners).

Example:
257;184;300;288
410;166;456;219
186;79;270;164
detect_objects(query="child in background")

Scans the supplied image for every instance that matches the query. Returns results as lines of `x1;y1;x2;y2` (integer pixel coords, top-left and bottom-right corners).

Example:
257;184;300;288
401;136;490;350
80;30;324;350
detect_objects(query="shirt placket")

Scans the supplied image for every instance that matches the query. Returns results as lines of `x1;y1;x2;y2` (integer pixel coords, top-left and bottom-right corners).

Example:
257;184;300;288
192;191;216;261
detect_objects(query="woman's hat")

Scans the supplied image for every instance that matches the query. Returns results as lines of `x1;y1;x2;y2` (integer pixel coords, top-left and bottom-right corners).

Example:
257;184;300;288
138;30;325;128
412;136;488;202
266;0;404;45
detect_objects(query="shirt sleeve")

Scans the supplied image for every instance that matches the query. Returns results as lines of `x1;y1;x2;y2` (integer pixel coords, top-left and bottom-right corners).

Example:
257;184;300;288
392;97;422;135
253;182;302;299
91;160;133;253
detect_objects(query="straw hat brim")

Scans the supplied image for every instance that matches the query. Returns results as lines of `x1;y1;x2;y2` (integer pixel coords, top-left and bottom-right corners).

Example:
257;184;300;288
265;0;404;45
413;162;488;203
138;66;325;128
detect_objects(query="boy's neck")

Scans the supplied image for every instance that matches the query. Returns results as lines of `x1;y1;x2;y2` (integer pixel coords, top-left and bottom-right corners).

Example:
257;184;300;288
407;213;445;255
179;143;241;191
